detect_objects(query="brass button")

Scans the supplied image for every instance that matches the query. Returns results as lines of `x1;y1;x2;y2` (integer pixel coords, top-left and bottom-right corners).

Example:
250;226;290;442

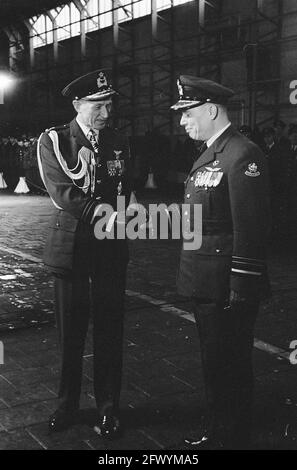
186;194;190;199
97;179;102;184
216;249;221;253
190;176;194;182
55;222;60;227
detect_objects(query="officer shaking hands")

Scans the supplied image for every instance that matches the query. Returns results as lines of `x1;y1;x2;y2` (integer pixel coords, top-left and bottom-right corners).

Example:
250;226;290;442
38;69;132;439
171;75;271;449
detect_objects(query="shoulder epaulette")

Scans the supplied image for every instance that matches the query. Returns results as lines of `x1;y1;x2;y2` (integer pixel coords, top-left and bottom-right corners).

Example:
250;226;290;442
45;124;69;133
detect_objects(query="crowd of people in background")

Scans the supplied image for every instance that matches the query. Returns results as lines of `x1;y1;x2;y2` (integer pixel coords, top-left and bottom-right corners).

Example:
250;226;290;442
239;120;297;242
0;119;297;241
0;134;43;194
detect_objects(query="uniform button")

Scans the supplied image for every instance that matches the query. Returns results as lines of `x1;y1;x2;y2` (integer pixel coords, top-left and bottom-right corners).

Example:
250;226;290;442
186;194;190;199
216;249;221;253
184;211;188;216
190;176;194;182
96;179;102;184
55;222;60;227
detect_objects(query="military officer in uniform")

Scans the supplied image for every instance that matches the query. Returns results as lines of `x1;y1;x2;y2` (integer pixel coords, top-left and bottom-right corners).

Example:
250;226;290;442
171;75;270;449
38;69;132;438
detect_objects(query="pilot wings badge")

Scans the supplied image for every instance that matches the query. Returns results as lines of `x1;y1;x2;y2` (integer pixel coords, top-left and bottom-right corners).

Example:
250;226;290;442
114;150;122;160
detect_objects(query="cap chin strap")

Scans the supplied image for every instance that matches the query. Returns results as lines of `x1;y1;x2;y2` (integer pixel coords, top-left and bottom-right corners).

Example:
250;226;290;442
182;101;208;111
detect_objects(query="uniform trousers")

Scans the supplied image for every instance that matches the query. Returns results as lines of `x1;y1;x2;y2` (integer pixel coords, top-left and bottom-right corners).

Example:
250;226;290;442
54;235;128;416
193;298;259;444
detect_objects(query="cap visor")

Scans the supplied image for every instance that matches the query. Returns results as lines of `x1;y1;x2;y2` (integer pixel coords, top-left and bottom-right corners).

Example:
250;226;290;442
81;90;117;101
170;100;202;111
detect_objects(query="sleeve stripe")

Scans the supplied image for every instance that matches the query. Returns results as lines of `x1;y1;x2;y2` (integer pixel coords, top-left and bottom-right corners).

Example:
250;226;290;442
232;256;265;266
232;268;262;276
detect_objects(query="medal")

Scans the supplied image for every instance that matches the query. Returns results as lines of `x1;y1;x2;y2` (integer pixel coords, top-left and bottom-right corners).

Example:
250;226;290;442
194;170;223;188
107;149;125;176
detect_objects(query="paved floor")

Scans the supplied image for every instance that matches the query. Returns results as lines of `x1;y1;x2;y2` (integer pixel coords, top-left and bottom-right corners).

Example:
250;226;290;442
0;192;297;450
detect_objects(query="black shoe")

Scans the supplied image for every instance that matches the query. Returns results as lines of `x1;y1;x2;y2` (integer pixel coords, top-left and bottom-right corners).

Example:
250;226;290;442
184;432;225;449
94;414;122;440
48;407;76;433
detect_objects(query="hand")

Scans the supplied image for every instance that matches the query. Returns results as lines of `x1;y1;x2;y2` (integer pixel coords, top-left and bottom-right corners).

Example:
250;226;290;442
229;289;246;306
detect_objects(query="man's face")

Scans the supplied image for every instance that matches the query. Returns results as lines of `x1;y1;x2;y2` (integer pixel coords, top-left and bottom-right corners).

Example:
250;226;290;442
180;104;212;141
75;99;112;130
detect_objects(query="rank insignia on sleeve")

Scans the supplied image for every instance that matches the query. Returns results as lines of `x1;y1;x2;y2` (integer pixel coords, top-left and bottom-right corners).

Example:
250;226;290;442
245;162;260;177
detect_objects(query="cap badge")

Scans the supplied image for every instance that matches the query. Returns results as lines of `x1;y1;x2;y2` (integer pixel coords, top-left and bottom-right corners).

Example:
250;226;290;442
97;72;108;91
177;78;184;99
245;162;260;177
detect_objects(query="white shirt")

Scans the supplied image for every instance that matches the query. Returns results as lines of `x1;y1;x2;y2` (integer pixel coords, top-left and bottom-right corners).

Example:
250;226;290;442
76;117;99;140
206;122;231;148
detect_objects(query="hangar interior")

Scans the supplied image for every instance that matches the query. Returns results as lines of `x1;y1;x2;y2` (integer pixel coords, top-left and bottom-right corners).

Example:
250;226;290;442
0;0;296;138
1;1;297;452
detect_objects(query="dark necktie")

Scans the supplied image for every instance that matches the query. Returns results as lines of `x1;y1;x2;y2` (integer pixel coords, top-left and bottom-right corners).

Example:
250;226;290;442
197;142;207;158
88;129;99;154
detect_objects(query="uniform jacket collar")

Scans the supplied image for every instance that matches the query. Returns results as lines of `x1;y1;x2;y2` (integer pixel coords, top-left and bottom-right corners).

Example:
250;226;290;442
189;125;237;175
69;118;114;151
70;118;93;151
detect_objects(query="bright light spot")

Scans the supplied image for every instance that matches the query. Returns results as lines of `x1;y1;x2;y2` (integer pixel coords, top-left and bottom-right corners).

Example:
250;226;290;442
0;74;13;90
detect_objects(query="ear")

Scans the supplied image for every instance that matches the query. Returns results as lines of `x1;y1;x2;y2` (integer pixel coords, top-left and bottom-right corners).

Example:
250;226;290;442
208;104;218;120
72;100;80;113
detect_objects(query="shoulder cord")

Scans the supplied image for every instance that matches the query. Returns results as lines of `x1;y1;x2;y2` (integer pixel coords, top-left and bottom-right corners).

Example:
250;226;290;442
48;130;88;180
37;132;63;209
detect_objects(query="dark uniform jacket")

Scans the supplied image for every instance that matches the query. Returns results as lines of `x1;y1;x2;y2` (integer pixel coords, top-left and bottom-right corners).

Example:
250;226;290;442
177;125;270;302
0;142;10;175
38;118;132;273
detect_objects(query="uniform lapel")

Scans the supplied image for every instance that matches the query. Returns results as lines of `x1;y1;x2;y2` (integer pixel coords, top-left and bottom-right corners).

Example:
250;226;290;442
188;125;237;176
70;118;94;152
